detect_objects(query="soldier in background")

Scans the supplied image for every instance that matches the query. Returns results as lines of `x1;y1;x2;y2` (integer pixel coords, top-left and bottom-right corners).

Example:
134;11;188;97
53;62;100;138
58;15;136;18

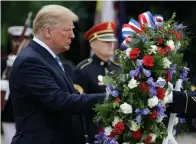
187;74;196;131
62;59;76;79
73;21;120;143
1;26;32;144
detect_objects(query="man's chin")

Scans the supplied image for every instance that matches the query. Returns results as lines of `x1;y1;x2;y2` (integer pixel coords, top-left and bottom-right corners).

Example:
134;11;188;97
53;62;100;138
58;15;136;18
64;45;70;51
107;53;114;57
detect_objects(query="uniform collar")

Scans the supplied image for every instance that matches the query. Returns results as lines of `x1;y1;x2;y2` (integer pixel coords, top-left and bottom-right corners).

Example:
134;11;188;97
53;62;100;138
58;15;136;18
92;55;108;67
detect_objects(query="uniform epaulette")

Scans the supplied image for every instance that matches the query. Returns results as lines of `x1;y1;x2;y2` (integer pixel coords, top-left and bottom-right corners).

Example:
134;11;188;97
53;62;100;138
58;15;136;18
76;58;93;70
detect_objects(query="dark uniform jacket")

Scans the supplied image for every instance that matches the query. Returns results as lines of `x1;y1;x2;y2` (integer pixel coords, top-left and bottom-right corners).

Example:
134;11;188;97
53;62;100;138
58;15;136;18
9;40;104;144
170;91;196;116
73;54;120;143
170;74;196;131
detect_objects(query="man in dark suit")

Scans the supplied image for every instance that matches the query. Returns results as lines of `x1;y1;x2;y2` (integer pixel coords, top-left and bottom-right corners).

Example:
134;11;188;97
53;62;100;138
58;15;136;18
73;21;120;143
9;5;105;144
169;90;196;116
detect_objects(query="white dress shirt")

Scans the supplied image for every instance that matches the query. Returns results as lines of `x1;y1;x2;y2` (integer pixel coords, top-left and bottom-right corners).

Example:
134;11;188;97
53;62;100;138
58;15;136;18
33;37;56;58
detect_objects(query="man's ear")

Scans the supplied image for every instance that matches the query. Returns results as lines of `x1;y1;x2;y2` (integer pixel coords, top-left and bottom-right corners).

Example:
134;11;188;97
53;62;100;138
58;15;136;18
43;27;51;39
90;40;98;50
90;41;94;49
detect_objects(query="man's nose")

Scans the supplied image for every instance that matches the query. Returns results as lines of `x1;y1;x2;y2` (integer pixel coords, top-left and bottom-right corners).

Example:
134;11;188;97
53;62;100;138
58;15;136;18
69;30;75;39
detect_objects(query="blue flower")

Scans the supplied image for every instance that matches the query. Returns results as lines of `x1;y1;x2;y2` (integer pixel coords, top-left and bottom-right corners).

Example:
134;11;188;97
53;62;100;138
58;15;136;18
135;109;141;115
142;108;150;115
136;115;142;123
156;102;167;119
106;84;119;100
178;117;186;124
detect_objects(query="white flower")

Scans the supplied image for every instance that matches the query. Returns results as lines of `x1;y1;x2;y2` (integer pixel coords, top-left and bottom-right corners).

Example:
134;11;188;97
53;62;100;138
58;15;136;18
175;41;181;51
164;24;170;29
166;40;175;51
122;142;130;144
148;96;159;108
112;116;121;126
183;67;190;71
163;57;172;68
129;121;140;131
156;77;166;88
136;143;144;144
149;133;156;142
174;117;179;125
126;48;132;57
120;102;133;114
156;117;164;123
163;89;173;104
128;78;139;89
104;126;113;136
163;90;169;104
163;96;168;105
157;77;165;82
149;45;158;54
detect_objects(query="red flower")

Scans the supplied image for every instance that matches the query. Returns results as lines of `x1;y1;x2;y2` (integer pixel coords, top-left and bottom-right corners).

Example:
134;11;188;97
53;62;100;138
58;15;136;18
165;45;171;53
139;82;149;93
114;122;124;134
158;48;165;55
113;97;120;102
158;26;163;30
157;88;166;100
129;48;140;59
144;136;152;143
165;71;171;81
109;130;117;137
157;38;164;44
148;109;157;120
131;129;142;139
172;30;181;40
143;55;154;67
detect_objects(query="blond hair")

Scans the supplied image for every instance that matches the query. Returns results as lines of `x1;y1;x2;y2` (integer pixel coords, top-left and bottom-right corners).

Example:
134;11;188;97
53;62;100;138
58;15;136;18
33;5;78;35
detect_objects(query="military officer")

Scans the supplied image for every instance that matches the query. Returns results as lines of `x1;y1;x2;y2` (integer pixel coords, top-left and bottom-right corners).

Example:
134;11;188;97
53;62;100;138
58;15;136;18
186;74;196;131
73;21;120;143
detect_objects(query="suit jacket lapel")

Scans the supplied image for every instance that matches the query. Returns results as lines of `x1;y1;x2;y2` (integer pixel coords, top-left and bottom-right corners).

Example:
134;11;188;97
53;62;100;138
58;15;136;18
46;57;75;92
28;40;75;92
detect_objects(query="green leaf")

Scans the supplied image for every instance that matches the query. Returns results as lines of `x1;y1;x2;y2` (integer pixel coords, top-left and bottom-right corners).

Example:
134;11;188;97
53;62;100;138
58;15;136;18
103;76;113;85
113;102;117;109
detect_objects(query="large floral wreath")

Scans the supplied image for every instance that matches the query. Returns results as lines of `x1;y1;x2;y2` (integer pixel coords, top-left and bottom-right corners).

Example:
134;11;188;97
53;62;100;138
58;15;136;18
94;11;192;144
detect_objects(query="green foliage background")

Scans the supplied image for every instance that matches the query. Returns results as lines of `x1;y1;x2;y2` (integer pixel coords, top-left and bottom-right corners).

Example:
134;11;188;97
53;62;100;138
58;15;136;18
1;1;88;52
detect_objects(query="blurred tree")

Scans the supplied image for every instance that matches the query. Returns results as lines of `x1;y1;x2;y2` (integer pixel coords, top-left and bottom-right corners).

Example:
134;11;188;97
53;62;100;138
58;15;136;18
1;1;97;65
1;1;80;54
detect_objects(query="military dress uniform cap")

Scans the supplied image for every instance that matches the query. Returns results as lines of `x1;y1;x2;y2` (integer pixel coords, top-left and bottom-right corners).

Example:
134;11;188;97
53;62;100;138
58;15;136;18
8;26;32;37
84;21;117;42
